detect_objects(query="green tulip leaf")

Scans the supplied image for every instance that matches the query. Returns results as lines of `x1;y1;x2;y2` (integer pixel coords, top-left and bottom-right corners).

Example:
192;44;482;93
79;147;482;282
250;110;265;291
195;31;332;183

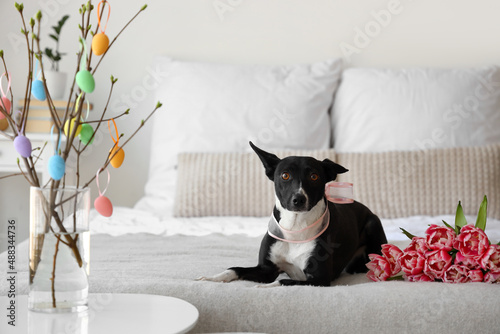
455;201;467;233
442;220;455;231
475;195;488;231
400;227;416;240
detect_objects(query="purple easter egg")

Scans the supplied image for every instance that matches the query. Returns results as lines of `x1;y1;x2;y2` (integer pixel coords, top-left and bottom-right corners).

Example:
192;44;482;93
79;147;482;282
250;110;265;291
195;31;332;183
13;135;32;158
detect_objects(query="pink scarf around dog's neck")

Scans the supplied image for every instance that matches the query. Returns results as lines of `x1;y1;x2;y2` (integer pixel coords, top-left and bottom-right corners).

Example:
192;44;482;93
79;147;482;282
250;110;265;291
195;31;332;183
267;205;330;244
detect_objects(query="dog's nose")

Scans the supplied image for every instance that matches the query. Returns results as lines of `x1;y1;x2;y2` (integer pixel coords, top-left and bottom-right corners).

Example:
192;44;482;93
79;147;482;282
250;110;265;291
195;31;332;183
291;194;307;209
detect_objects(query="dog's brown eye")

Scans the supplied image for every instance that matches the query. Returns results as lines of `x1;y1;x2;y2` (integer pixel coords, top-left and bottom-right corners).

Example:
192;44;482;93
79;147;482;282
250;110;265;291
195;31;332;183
281;172;290;181
310;173;319;181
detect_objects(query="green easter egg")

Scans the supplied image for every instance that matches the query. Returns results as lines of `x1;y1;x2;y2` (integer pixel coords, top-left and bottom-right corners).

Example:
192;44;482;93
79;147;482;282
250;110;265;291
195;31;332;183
76;70;95;93
79;123;94;145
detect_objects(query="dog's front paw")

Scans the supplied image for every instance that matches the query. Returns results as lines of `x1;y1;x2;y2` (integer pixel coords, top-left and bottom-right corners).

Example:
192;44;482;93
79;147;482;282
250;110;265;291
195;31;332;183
196;269;238;283
254;281;281;288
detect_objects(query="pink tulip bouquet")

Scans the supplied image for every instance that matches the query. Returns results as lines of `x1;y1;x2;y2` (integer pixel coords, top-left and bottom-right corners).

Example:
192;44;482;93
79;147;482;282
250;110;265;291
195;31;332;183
367;196;500;283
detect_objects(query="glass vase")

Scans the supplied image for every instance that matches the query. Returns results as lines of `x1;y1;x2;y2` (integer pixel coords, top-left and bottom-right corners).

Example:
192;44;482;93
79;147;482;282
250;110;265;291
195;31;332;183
29;186;90;313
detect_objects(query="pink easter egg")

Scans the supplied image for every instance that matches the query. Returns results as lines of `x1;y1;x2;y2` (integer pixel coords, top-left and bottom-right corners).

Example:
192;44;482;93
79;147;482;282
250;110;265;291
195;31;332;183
0;97;11;119
94;195;113;217
14;135;32;158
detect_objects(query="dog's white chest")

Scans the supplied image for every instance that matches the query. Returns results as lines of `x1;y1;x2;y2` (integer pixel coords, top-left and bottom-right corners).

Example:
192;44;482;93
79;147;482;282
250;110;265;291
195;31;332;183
269;240;316;281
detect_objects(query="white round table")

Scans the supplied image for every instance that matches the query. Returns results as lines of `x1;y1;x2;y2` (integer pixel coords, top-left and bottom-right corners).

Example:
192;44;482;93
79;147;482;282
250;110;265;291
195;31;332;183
1;293;199;334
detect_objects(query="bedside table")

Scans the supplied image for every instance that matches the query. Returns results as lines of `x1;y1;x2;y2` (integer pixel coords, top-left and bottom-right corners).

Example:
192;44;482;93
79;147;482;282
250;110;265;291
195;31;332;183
0;133;56;184
1;293;199;334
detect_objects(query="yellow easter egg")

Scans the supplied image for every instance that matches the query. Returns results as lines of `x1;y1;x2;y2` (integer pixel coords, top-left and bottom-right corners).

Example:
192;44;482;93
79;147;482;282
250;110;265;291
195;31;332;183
109;146;125;168
64;118;82;137
92;33;109;56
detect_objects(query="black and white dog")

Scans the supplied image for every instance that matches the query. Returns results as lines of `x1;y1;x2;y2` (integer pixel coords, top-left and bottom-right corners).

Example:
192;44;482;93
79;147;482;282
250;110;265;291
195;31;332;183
200;142;387;287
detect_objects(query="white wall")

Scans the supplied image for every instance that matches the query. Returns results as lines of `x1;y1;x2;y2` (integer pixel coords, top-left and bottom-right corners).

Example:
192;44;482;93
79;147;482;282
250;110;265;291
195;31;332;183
1;0;500;241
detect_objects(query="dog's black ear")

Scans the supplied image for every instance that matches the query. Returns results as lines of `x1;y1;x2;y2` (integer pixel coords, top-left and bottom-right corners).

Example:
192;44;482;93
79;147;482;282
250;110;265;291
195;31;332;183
249;141;281;181
322;159;348;182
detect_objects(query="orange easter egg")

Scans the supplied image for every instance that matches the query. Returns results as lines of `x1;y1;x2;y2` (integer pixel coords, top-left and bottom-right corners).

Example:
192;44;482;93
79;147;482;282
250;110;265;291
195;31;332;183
0;118;8;130
94;195;113;217
92;33;109;56
109;146;124;168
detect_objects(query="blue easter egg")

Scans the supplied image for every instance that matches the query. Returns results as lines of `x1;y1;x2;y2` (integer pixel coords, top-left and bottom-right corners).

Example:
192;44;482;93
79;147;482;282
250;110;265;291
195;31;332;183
48;155;65;180
31;79;46;101
13;135;32;158
76;70;95;93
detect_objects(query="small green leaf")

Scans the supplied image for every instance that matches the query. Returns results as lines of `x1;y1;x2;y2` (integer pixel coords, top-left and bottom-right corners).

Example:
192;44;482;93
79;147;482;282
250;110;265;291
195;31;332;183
475;195;488;231
400;227;416;240
455;201;467;233
141;4;148;10
30;18;35;27
0;50;3;58
141;119;145;126
59;15;69;26
15;3;24;13
35;10;42;21
49;34;58;42
156;101;162;109
124;108;130;114
386;275;405;281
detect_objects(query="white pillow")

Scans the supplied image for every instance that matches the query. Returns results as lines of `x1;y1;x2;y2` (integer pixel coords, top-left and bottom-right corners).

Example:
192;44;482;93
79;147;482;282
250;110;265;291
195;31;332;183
332;66;500;152
138;57;343;212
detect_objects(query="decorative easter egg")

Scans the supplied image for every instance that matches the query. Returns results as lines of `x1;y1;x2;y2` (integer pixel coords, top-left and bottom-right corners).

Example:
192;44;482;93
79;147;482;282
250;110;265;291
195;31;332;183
13;135;32;158
109;146;124;168
48;155;65;180
64;118;82;137
94;195;113;217
92;33;109;56
0;118;8;131
31;79;46;101
0;97;11;118
79;123;94;145
76;70;95;93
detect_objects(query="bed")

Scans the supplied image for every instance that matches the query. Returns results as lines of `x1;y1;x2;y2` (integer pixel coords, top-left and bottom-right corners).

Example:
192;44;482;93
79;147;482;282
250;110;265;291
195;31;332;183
2;57;500;333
